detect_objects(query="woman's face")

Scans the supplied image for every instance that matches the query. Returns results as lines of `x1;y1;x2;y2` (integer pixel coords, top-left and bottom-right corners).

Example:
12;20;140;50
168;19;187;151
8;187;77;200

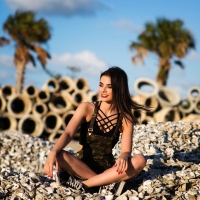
98;75;113;102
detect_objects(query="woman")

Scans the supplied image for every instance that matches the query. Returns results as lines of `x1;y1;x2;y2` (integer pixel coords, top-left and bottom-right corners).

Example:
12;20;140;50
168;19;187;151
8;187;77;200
44;66;149;195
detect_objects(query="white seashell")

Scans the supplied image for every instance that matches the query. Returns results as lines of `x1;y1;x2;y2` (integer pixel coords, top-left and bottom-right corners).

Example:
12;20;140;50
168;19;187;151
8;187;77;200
105;194;114;200
100;189;107;195
35;192;44;200
66;196;74;200
45;186;54;194
75;195;82;200
115;195;127;200
146;186;154;194
129;196;139;200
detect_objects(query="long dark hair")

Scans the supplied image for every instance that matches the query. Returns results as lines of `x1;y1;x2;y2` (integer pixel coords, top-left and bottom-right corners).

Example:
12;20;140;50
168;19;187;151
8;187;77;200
100;66;149;124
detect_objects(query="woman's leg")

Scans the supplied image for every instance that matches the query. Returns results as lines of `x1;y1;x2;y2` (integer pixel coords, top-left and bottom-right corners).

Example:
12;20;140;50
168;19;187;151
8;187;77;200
83;154;146;187
56;150;97;180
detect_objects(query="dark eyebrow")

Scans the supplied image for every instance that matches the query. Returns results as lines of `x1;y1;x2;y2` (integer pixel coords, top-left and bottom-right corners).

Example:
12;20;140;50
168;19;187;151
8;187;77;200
99;82;112;86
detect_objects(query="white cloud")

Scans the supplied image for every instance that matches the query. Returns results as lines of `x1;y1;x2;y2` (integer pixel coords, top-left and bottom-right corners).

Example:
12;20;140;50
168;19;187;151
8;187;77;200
49;50;108;76
112;19;142;33
5;0;109;17
0;50;108;88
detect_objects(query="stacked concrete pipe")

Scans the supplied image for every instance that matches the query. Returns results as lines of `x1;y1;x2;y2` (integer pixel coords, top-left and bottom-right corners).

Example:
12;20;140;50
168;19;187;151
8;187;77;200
133;77;200;124
42;78;60;93
32;102;48;117
187;87;200;114
48;92;72;115
1;85;16;100
1;76;199;143
0;112;17;131
7;94;32;118
22;85;38;100
42;111;63;134
0;90;6;112
18;114;44;137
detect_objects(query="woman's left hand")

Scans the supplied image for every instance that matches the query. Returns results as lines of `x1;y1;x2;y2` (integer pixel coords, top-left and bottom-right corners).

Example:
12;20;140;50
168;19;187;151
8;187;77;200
113;152;130;174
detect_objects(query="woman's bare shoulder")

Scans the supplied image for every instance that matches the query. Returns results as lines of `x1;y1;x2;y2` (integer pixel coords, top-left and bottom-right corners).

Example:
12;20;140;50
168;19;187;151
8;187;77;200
77;102;95;120
79;102;94;110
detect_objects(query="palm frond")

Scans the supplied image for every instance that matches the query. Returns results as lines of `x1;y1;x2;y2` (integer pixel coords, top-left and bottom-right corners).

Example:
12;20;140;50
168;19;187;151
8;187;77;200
0;37;9;47
174;60;184;69
3;10;51;43
34;46;51;67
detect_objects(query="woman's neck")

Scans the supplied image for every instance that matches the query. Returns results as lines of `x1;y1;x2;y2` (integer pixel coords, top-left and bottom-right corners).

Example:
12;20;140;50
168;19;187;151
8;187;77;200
100;101;117;115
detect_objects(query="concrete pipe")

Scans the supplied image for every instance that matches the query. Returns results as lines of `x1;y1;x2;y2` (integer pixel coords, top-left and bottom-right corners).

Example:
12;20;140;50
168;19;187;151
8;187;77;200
194;98;200;114
156;86;180;107
178;98;195;114
36;89;50;103
140;116;155;125
58;77;75;94
62;110;75;129
74;78;89;92
18;114;44;137
145;97;160;112
153;107;183;123
22;85;38;99
0;94;6;112
181;114;200;122
187;87;200;103
32;102;48;117
132;95;147;105
132;110;146;122
132;95;159;113
134;78;159;97
7;94;32;118
48;93;72;115
87;91;99;102
71;90;88;108
1;85;16;100
48;129;63;143
42;111;63;134
0;112;17;131
42;78;59;93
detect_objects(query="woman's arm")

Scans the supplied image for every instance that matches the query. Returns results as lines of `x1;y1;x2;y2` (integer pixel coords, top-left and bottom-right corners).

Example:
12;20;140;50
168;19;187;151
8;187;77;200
114;118;133;174
44;102;93;177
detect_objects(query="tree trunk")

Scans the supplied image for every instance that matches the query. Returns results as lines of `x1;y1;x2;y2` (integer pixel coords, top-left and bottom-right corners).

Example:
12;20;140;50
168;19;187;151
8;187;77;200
15;62;26;93
156;58;171;86
14;46;30;94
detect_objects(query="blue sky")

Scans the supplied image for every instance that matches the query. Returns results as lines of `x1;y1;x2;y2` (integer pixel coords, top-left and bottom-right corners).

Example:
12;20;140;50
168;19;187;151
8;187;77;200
0;0;200;98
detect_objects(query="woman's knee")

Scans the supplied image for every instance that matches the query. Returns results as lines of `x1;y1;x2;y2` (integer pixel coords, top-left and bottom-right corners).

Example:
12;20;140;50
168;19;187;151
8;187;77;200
131;154;147;168
57;150;70;162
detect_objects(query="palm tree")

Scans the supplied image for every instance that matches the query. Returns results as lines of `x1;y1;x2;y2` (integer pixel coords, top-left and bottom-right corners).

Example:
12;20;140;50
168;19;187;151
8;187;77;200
129;18;195;86
3;10;51;93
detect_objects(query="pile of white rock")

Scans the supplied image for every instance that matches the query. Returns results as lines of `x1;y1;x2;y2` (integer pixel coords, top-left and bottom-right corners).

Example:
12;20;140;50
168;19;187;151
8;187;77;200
1;121;200;199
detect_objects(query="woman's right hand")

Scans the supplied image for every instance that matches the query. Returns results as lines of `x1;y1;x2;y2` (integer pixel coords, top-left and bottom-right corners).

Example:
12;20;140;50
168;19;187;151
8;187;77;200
44;151;58;178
